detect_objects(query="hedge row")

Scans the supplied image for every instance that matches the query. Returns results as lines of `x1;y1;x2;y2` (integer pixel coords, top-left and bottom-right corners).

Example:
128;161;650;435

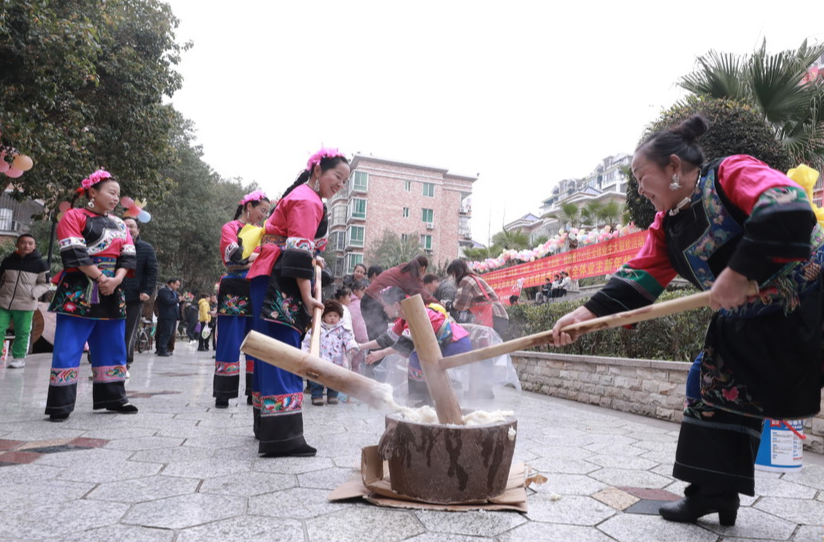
504;289;713;362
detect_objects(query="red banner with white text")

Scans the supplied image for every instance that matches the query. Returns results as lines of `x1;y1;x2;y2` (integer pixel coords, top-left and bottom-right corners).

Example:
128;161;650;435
481;230;648;301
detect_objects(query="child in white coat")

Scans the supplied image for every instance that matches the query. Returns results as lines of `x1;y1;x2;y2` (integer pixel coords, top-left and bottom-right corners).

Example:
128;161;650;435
301;300;359;405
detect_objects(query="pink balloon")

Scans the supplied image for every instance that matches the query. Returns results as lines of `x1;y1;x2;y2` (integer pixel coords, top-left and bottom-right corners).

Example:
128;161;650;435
0;161;8;173
5;168;23;178
59;201;71;212
125;206;141;217
120;196;135;208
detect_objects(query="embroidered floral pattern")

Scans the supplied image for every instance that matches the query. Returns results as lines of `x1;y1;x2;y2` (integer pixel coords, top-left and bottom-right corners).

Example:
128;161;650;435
91;365;127;382
259;392;303;416
50;368;78;386
285;236;314;252
215;361;240;375
683;170;744;290
218;294;250;316
262;289;304;330
699;346;763;417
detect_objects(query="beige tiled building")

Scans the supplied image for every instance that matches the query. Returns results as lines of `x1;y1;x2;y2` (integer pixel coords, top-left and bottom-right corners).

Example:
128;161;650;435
327;155;476;277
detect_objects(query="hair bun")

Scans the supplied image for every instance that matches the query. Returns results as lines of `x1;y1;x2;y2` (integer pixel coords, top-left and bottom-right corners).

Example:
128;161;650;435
677;115;709;142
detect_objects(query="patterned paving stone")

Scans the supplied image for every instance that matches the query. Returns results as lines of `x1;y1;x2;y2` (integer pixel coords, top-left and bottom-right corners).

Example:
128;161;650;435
305;507;425;542
199;471;297;496
57;458;163;483
0;499;128;539
754;497;824;524
584;454;659;470
129;444;216;464
61;525;175;542
591;488;640;511
252;455;335;474
122;493;244;529
87;474;200;503
753;476;818;499
499;522;617;542
103;435;185;451
0;462;61;484
298;466;359;490
539;473;609;496
177;517;303;542
701;506;797;540
248;487;356;519
792;525;824;542
525;457;600;475
414;509;528;536
525;494;616;525
597;513;719;542
161;457;253;479
588;468;672;488
0;479;94;511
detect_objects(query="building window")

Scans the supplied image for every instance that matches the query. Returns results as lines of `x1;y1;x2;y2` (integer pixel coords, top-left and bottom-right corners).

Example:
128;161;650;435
421;208;434;223
352;171;368;192
420;234;432;250
348;225;365;247
346;253;364;273
331;204;347;226
401;233;408;243
422;182;435;197
404;180;411;191
329;231;345;251
402;207;409;218
350;198;367;219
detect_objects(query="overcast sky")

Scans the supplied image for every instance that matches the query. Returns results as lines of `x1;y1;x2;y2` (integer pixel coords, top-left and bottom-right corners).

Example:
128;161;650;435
163;0;823;244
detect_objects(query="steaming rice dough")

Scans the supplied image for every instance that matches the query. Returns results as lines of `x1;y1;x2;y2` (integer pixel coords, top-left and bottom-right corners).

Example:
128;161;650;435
396;405;515;426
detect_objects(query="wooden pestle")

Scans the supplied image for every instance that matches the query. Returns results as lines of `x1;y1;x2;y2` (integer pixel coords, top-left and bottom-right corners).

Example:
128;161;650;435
400;295;463;425
241;330;397;412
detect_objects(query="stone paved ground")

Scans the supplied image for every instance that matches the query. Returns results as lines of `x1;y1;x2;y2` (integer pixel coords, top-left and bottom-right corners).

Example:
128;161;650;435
1;346;823;542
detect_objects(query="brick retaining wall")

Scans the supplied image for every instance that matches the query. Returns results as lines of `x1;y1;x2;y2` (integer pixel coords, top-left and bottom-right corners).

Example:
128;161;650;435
511;351;824;454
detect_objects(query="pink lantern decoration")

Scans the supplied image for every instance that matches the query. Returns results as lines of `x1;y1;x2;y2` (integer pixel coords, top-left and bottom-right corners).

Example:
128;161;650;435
5;168;23;178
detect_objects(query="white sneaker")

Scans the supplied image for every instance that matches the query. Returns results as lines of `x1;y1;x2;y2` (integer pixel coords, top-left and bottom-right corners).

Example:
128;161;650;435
125;369;131;379
8;358;25;369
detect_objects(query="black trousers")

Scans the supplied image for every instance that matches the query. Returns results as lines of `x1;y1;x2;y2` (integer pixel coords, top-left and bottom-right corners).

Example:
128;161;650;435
124;300;144;365
156;318;176;355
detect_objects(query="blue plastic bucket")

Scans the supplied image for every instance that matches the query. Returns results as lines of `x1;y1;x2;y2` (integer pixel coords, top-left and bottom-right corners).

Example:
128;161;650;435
755;419;804;473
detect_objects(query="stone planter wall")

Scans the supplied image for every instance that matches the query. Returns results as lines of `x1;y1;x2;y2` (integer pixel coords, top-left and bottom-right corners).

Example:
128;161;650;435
511;351;824;454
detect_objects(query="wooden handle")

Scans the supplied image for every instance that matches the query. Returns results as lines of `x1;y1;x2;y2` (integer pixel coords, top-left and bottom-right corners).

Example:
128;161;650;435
440;287;743;371
401;295;464;425
308;264;323;357
241;330;398;411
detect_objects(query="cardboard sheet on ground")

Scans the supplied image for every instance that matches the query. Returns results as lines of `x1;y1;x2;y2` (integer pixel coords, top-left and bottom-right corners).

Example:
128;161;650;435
328;446;529;512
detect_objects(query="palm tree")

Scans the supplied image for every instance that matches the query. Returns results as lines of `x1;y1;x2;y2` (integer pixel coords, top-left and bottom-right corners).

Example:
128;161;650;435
579;200;604;228
679;40;824;167
366;229;422;268
596;200;624;231
543;202;581;230
491;228;531;251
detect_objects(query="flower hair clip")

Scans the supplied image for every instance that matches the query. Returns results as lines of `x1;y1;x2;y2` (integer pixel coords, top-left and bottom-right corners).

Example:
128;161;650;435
239;189;268;206
306;146;346;172
80;169;112;190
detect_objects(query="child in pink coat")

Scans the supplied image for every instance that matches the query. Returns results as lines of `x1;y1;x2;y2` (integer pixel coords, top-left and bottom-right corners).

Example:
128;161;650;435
301;300;358;405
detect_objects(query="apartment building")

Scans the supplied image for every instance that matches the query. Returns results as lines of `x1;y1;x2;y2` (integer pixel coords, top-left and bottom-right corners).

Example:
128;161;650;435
326;155;476;277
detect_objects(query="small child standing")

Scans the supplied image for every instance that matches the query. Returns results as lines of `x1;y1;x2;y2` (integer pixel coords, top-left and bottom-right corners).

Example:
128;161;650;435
302;300;359;405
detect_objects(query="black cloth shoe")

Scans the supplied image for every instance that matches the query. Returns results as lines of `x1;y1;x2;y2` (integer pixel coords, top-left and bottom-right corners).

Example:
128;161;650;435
49;413;70;422
659;485;739;526
215;398;229;409
105;402;139;414
246;395;253;405
262;443;317;458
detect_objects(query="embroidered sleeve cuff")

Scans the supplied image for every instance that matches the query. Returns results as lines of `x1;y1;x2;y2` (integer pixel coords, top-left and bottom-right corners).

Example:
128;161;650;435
59;237;93;268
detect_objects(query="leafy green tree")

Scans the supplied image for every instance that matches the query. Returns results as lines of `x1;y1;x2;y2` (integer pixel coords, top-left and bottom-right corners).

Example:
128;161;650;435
142;125;253;295
679;40;824;168
596;200;624;231
366;230;423;269
626;96;793;229
543;202;581;229
0;0;187;209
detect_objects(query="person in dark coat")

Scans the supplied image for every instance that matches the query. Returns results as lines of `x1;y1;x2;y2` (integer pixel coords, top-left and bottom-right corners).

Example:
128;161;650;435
121;218;158;371
155;278;180;357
